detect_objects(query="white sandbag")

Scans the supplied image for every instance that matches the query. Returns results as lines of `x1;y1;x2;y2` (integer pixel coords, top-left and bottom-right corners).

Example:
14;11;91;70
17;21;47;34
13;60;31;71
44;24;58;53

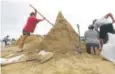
0;50;54;65
101;33;115;63
0;54;24;65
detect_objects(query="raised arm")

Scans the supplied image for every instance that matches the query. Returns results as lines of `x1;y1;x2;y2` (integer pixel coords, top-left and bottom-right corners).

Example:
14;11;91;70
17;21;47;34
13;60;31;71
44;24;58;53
105;13;115;23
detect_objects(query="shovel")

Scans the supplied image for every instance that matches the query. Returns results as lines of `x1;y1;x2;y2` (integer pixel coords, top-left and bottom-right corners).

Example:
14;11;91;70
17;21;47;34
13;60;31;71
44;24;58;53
29;4;54;26
76;24;82;54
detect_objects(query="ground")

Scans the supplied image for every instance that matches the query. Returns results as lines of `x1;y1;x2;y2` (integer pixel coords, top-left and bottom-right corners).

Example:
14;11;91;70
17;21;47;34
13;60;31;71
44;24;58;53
1;46;115;74
1;35;115;74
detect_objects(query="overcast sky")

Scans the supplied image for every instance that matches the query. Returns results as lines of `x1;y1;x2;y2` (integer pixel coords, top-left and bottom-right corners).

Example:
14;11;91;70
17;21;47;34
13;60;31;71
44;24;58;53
0;0;115;39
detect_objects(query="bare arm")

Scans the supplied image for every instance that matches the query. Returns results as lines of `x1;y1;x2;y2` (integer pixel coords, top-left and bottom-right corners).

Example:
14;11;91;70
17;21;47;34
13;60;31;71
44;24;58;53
36;18;45;23
105;13;115;23
39;18;45;21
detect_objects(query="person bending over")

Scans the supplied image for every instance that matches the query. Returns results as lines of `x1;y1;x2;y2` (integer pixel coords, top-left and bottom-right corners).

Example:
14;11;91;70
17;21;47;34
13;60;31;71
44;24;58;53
84;25;100;54
93;13;115;48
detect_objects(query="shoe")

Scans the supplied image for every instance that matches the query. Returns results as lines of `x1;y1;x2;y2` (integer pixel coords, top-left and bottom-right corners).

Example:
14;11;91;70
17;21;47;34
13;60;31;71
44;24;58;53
16;48;23;52
38;50;54;63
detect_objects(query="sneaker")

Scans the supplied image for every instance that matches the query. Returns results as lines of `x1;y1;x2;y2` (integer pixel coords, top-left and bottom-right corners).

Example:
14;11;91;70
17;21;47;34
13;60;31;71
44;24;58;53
38;50;54;63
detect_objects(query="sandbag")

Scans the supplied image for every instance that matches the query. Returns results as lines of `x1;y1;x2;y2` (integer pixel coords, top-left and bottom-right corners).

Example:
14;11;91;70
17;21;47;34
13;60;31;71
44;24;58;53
101;33;115;63
0;50;54;65
0;54;24;65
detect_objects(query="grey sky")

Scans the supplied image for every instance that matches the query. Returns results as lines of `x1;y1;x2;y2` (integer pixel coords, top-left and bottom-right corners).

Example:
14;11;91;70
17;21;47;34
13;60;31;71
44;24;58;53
1;1;29;39
1;0;115;39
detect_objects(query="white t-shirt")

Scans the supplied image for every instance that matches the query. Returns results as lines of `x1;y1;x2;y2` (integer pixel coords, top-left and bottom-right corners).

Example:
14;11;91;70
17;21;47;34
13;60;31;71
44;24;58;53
94;17;112;30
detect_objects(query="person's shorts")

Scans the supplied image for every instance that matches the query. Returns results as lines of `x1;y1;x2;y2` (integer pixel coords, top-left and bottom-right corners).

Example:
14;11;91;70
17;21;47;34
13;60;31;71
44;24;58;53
23;30;30;36
99;23;114;43
86;43;99;54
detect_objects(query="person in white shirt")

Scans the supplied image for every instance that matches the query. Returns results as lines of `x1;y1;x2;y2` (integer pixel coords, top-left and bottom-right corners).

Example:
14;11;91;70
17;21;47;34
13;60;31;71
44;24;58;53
93;13;115;48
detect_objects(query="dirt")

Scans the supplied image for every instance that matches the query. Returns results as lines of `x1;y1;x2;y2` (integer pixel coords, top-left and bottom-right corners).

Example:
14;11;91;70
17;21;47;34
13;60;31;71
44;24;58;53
1;51;115;74
36;12;79;53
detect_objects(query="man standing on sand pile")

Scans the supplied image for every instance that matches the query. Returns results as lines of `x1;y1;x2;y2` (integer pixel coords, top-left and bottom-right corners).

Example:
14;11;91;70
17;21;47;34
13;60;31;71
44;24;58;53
17;8;45;52
93;13;115;49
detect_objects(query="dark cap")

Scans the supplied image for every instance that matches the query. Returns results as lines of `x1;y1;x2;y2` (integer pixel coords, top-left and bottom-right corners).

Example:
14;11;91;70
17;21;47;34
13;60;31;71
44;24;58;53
88;25;94;29
30;12;36;16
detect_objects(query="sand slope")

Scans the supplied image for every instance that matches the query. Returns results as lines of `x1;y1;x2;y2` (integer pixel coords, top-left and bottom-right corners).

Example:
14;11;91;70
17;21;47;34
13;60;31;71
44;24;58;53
37;12;79;53
1;51;115;74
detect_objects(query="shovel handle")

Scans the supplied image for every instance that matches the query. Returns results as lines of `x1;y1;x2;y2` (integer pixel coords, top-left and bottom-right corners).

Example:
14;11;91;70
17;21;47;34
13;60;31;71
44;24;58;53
29;4;54;26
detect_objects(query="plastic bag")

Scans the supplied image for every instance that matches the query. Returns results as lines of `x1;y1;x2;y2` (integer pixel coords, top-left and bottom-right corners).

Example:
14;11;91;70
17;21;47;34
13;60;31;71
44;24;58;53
101;33;115;63
0;54;24;65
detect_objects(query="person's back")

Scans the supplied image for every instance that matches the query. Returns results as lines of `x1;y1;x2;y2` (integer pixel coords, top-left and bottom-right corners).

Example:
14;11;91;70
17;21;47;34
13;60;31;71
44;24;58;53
23;16;40;33
85;29;99;44
84;25;100;54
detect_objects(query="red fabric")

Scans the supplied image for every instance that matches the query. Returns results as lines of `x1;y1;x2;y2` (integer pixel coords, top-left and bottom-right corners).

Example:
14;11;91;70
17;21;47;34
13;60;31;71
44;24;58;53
23;16;41;32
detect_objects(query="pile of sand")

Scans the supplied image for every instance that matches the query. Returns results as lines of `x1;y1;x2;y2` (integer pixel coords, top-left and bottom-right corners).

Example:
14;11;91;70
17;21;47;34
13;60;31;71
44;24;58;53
24;35;42;44
33;12;80;53
23;35;43;52
1;35;43;57
14;35;42;45
2;52;115;74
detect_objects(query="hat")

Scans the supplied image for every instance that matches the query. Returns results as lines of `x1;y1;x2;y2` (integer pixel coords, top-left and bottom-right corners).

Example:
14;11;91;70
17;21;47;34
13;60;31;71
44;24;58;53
88;25;94;29
30;12;35;16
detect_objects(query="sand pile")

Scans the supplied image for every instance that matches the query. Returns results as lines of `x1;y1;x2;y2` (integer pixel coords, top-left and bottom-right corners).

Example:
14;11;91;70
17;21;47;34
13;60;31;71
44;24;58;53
12;35;42;46
16;35;42;45
24;35;42;44
2;52;115;74
1;35;43;58
24;36;43;53
35;12;79;53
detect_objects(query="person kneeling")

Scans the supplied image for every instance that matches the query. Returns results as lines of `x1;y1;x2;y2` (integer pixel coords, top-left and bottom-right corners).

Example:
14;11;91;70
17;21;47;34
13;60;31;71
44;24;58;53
84;25;100;54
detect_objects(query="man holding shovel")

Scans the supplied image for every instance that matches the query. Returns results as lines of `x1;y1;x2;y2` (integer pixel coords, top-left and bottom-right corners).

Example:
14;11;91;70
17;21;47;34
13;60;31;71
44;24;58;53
18;6;45;52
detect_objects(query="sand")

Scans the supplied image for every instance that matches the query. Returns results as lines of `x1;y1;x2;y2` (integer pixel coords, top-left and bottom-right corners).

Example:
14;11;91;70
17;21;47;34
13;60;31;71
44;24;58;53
1;36;115;74
1;33;115;74
1;35;43;58
1;51;115;74
36;12;79;53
